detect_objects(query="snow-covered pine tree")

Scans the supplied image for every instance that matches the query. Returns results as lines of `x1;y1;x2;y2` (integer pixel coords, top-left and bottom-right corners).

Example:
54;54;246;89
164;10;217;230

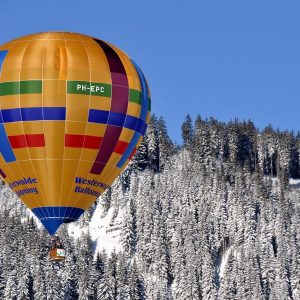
157;116;175;170
181;114;194;150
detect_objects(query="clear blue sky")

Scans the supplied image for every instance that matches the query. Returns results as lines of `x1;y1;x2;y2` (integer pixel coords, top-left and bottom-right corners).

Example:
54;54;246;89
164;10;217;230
1;1;300;142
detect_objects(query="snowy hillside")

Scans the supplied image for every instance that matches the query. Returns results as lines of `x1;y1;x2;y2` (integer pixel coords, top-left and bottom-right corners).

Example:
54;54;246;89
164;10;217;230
68;199;124;255
1;116;300;299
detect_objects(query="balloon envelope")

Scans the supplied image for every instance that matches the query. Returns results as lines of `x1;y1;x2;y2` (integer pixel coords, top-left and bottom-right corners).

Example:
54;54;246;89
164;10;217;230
0;32;150;235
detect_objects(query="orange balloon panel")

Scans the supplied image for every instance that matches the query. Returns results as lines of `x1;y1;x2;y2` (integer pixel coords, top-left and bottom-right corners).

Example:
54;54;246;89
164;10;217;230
0;32;151;235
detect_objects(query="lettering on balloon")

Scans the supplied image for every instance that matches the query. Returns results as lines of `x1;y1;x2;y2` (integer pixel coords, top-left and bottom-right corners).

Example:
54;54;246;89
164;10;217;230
8;177;39;196
16;187;38;196
9;177;38;189
76;84;104;93
75;177;108;189
67;81;111;97
74;177;108;198
74;186;101;197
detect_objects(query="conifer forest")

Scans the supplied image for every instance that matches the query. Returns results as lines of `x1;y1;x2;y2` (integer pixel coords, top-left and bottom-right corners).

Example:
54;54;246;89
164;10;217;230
1;114;300;300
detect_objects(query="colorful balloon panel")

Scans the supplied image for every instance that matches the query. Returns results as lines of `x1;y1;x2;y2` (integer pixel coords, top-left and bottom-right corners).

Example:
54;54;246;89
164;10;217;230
0;32;151;235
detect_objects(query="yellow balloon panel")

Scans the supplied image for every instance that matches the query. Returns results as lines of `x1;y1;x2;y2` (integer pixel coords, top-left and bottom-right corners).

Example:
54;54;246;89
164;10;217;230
0;32;151;235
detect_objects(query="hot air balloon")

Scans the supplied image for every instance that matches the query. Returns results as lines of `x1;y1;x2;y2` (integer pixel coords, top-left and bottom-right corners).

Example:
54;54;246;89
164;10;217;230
0;32;151;259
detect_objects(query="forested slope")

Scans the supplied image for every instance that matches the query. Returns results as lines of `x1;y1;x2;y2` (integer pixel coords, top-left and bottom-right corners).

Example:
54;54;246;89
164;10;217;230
1;115;300;300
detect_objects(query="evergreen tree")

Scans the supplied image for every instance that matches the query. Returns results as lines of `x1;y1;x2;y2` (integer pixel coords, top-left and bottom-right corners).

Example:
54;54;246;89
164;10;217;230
181;114;193;149
128;260;145;300
97;274;113;300
3;269;18;300
146;115;159;172
157;116;175;170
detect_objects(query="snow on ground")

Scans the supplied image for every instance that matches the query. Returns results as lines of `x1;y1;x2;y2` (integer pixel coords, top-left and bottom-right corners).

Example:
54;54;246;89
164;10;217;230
290;179;300;189
68;222;85;241
89;204;124;254
264;177;300;190
68;203;124;255
219;246;232;278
